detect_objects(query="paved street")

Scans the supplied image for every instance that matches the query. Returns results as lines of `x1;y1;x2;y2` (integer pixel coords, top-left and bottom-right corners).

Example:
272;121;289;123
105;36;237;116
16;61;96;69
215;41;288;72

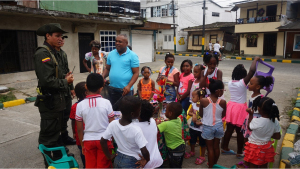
0;54;299;168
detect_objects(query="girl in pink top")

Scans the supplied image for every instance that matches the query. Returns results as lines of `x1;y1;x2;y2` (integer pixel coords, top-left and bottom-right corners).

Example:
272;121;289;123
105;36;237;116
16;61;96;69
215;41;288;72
177;59;194;112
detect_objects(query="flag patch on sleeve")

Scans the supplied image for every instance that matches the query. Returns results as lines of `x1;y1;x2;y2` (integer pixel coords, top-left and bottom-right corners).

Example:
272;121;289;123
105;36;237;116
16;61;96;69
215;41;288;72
42;57;50;63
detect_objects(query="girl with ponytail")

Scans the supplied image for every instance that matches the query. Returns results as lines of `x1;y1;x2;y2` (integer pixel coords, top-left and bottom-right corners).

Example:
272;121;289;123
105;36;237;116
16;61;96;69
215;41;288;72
242;97;281;168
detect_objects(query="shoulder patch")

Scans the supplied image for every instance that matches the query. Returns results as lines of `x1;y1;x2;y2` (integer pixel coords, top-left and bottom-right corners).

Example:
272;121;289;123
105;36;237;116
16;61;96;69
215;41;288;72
42;57;51;63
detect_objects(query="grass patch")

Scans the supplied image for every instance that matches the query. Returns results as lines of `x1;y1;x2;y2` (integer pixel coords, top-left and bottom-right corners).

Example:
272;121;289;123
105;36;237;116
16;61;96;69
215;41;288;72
287;109;294;117
0;89;17;103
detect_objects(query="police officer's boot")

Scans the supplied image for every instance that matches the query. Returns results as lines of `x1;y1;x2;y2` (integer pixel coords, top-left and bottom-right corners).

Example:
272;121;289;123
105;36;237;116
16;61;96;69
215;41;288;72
61;132;76;145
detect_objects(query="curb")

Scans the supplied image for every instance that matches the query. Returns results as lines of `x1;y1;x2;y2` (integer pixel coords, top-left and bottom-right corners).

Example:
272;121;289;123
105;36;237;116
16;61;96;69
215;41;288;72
155;52;300;64
279;89;300;168
0;97;36;109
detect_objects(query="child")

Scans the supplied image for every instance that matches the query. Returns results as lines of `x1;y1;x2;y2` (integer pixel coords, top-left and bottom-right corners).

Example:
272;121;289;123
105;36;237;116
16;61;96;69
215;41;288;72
83;40;107;74
199;79;226;168
189;64;206;103
157;102;185;168
101;96;150;168
137;66;155;101
221;57;260;158
243;97;281;168
186;88;207;165
177;59;194;112
69;82;86;168
133;100;163;168
76;73;115;168
157;53;180;102
241;75;274;142
200;52;223;96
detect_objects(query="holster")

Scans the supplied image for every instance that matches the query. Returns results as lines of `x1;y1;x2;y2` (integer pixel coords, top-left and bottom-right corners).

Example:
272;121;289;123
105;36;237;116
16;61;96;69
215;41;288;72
34;89;55;110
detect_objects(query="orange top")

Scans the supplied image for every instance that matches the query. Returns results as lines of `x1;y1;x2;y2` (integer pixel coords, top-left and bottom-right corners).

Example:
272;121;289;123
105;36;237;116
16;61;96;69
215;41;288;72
140;78;152;100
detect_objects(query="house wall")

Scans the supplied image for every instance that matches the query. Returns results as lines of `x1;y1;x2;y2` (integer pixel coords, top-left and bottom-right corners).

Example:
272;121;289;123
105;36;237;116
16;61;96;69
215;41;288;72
239;2;287;18
187;31;224;51
39;0;98;15
0;14;129;85
235;22;281;33
239;32;284;56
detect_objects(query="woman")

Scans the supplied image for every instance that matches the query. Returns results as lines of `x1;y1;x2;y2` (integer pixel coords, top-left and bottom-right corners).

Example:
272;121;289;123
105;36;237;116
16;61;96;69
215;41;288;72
83;40;108;75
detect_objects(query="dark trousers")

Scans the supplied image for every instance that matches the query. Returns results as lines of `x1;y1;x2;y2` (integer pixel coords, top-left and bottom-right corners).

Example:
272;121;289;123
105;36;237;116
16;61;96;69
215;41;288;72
61;97;72;140
107;86;133;111
78;145;86;168
168;144;185;168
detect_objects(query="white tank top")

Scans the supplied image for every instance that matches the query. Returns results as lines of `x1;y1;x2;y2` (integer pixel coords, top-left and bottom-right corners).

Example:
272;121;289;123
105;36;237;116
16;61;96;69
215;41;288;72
189;80;199;102
202;97;223;126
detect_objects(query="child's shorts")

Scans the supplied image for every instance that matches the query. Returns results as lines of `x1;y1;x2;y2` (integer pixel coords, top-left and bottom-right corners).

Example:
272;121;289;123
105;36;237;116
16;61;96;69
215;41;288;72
201;122;224;140
189;128;206;147
114;151;138;168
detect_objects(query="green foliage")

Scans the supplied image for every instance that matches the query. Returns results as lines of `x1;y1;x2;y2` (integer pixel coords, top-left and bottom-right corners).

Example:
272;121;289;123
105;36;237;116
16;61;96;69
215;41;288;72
0;91;16;103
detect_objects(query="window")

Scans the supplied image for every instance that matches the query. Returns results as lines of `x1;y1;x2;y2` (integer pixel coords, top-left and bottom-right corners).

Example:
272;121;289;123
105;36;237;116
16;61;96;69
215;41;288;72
162;5;168;17
157;6;161;17
0;30;36;74
141;9;146;18
168;35;173;42
192;35;202;46
151;7;157;17
293;34;300;51
164;35;168;42
100;30;117;52
210;34;218;44
246;34;258;47
247;8;257;18
212;12;220;17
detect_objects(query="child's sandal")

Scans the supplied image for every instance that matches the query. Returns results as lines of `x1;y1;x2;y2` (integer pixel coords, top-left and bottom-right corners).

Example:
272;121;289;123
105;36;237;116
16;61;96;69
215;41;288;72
195;157;206;165
236;153;245;159
184;151;195;159
236;161;249;168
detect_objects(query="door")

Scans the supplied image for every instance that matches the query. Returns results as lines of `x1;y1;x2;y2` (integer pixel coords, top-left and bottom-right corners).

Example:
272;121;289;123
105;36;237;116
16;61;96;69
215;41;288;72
263;33;277;56
132;33;153;63
163;34;174;50
78;33;94;73
266;5;277;22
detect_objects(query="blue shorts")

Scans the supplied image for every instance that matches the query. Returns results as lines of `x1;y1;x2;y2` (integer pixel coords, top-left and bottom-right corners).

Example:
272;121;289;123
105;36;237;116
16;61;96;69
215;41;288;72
114;151;138;168
201;122;224;140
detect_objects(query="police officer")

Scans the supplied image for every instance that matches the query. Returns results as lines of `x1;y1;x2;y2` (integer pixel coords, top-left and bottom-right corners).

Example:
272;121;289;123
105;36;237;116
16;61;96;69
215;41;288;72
55;35;77;145
34;23;74;165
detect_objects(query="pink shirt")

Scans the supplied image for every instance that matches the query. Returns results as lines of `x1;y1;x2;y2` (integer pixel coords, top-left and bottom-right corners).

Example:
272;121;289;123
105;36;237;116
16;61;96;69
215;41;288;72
159;66;179;82
178;73;194;95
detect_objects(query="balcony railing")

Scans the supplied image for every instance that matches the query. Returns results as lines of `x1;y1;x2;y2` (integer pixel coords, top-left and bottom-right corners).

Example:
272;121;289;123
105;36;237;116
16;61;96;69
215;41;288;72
236;15;281;24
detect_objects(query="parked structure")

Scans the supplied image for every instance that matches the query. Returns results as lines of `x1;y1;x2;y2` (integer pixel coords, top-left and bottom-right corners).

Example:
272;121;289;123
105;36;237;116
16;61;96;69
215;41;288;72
231;0;300;58
140;0;238;51
182;22;237;53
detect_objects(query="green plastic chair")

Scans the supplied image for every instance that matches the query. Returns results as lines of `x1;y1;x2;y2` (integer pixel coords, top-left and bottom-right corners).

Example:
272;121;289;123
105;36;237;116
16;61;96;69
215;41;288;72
38;144;79;168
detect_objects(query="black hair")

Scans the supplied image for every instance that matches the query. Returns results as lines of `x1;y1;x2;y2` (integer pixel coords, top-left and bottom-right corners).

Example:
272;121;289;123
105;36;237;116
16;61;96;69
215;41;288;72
167;102;182;117
165;53;175;61
89;40;101;49
140;100;154;123
74;81;86;101
193;88;207;98
141;66;152;74
208;79;224;94
255;75;273;89
232;64;247;80
119;96;141;116
180;59;193;73
203;52;219;66
254;97;280;122
44;33;53;41
127;45;132;50
86;73;104;93
194;64;206;71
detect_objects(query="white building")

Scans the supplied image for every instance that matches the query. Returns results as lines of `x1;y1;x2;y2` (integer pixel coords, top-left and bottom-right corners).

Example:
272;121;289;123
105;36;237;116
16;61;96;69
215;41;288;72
140;0;240;51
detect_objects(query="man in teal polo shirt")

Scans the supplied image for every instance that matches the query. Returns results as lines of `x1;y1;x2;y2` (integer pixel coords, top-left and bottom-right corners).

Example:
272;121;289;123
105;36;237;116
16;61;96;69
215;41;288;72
103;34;139;110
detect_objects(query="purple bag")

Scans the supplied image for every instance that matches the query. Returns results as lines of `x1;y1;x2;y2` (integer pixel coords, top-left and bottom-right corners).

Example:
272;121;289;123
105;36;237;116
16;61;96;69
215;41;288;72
254;60;275;97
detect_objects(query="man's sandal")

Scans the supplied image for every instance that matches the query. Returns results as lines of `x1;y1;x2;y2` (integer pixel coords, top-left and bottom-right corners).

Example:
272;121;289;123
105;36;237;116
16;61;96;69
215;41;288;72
195;156;206;165
221;149;236;155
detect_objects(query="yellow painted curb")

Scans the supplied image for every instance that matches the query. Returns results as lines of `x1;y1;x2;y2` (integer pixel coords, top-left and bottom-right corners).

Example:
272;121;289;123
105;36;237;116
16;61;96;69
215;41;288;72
261;58;265;61
201;55;204;57
292;115;300;122
297;98;300;100
3;99;26;108
246;57;252;60
236;57;242;60
282;60;292;63
271;59;277;62
294;107;300;111
157;52;161;54
193;55;197;57
156;70;159;73
282;139;294;148
279;160;286;168
185;54;189;56
297;93;300;97
284;133;295;142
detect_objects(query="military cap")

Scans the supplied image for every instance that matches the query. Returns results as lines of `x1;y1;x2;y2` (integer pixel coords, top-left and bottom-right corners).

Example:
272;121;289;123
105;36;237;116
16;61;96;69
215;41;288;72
37;23;68;36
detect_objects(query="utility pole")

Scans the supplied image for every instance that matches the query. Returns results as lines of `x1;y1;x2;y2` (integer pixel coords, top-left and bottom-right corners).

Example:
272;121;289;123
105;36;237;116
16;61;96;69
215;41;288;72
202;0;206;56
172;0;176;53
